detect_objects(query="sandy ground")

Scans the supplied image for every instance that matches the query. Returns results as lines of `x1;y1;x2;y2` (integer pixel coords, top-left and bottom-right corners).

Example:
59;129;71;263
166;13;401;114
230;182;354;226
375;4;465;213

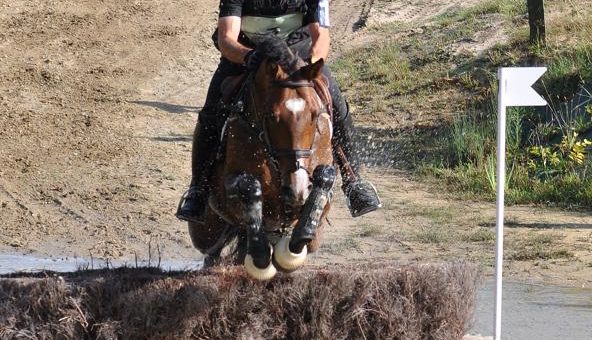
0;0;371;260
1;0;591;287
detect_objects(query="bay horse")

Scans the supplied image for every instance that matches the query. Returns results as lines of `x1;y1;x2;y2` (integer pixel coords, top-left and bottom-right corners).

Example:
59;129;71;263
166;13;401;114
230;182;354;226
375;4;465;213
188;36;335;280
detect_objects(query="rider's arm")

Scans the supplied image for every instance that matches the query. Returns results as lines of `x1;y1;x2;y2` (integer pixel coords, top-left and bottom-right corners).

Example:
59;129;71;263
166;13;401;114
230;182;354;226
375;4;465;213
309;23;330;62
306;0;331;62
218;16;252;65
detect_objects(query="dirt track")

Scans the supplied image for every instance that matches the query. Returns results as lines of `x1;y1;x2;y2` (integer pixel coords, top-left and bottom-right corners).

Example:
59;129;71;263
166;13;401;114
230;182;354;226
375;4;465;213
0;0;372;260
1;0;591;287
0;0;220;259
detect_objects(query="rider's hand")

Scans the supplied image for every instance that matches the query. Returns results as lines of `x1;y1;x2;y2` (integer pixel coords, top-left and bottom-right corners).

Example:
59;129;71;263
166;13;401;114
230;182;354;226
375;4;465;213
244;49;264;71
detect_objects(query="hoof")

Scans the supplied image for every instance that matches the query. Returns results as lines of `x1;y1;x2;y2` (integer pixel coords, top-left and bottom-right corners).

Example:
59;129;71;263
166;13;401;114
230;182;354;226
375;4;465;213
273;236;307;272
244;253;277;281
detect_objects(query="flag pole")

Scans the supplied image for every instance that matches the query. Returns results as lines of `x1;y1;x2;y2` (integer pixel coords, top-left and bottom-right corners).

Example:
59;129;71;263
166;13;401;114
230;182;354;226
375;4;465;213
494;68;507;340
493;67;547;340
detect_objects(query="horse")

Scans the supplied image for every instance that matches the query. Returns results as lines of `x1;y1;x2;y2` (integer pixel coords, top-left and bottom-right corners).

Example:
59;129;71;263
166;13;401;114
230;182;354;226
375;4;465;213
187;36;336;280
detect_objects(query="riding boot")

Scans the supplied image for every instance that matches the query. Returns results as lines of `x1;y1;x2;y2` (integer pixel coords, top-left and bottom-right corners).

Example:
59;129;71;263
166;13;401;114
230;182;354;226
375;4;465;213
332;105;382;217
176;109;220;223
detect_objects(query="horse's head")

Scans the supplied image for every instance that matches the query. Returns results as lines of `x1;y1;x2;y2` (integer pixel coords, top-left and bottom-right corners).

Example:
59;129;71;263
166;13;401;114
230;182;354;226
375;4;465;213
251;37;330;213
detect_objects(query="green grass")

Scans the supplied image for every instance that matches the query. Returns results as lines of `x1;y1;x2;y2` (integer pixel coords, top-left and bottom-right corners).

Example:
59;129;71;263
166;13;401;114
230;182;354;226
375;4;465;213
423;155;592;208
510;247;572;261
508;232;572;261
333;42;433;116
404;204;457;224
357;224;385;238
333;10;483;118
462;228;495;243
333;0;592;208
414;226;453;244
321;238;362;255
435;0;526;26
539;45;592;103
467;0;526;18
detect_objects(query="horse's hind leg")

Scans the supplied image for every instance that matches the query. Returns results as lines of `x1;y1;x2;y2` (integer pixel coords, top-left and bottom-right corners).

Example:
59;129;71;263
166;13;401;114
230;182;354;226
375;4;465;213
187;216;232;256
226;173;276;280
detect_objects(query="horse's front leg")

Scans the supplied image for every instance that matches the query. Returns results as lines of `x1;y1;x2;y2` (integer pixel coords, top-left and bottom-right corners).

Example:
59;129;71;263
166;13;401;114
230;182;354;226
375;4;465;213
274;165;336;271
226;172;276;280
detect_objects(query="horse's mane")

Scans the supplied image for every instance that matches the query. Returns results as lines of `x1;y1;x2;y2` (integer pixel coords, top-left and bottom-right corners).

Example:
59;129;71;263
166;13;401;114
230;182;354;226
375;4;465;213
255;35;298;73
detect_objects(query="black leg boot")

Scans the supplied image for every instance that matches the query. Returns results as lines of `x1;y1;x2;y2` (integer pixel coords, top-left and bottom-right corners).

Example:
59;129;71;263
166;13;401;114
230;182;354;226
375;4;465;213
333;107;382;217
320;65;381;217
176;109;220;223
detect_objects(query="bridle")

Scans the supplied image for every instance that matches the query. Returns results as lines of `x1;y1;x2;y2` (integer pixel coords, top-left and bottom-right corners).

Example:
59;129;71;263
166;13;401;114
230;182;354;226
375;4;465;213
244;74;324;177
235;63;332;225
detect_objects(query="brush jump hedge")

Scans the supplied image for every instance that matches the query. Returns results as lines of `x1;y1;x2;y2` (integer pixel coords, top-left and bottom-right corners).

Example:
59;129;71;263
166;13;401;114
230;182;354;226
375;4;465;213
0;262;478;339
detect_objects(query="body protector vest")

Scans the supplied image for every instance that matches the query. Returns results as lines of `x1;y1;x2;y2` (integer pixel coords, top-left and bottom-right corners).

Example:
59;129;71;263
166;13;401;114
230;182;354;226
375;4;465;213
241;0;307;41
214;0;330;56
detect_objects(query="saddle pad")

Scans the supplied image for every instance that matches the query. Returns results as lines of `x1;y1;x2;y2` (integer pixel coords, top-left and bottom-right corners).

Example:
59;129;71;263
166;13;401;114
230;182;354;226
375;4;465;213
221;74;247;104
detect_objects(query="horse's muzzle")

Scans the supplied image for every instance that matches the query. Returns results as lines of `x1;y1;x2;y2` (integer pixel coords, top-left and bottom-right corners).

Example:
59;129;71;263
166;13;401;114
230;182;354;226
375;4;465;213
281;186;306;219
281;168;312;209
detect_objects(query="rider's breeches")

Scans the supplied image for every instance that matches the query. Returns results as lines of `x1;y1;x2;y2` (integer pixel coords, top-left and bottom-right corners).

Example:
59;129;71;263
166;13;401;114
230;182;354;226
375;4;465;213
320;66;360;180
191;58;243;187
191;111;219;188
320;66;349;124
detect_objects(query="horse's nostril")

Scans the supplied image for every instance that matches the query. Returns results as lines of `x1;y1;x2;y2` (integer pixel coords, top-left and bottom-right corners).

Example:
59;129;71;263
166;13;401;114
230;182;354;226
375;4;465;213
308;183;313;190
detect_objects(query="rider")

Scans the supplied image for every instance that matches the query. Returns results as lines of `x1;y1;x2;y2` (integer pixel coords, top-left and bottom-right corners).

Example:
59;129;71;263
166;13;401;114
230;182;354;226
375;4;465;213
177;0;381;222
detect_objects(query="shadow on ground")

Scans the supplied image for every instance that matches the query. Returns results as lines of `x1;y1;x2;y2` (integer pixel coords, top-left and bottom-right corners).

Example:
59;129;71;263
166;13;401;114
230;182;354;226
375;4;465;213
480;222;592;229
130;100;201;114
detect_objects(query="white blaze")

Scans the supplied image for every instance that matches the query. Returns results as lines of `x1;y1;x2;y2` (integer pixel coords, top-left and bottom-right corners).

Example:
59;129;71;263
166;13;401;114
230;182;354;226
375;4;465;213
285;98;306;115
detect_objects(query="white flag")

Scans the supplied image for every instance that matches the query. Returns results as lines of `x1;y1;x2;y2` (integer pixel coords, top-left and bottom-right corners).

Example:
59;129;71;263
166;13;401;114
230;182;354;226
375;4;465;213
499;67;548;107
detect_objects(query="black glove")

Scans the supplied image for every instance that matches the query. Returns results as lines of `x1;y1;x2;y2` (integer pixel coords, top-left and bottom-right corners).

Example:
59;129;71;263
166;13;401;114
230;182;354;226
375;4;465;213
244;50;264;71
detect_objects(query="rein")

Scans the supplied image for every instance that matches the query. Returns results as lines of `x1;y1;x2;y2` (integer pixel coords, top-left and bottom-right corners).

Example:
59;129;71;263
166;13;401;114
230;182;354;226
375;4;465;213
271;79;314;88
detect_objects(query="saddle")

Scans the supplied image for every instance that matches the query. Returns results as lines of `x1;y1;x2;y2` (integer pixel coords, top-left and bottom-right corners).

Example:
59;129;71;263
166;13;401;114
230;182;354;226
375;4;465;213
221;74;247;105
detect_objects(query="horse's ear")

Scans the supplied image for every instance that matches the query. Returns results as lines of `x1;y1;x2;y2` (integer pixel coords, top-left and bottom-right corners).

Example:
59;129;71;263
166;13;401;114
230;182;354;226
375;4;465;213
301;58;325;80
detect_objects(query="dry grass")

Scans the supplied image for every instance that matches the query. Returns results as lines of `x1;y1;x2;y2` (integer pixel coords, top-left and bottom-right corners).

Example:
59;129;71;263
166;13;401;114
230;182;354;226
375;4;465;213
508;232;573;261
0;262;479;340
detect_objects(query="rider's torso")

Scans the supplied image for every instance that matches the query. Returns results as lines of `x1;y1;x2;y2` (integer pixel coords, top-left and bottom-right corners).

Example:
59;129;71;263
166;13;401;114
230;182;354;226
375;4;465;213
215;0;318;57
